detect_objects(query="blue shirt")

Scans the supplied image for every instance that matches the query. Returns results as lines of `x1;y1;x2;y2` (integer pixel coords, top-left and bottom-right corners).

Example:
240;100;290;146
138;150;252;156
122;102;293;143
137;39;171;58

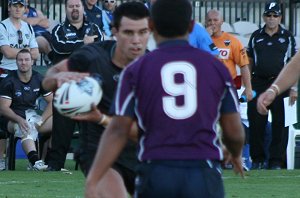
113;40;238;161
189;23;219;56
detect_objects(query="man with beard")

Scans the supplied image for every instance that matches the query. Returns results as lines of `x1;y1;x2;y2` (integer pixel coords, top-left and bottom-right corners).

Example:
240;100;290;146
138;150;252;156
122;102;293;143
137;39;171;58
44;0;103;172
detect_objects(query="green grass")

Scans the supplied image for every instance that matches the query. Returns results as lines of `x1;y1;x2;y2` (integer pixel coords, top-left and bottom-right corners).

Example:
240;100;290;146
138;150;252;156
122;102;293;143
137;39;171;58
2;160;300;197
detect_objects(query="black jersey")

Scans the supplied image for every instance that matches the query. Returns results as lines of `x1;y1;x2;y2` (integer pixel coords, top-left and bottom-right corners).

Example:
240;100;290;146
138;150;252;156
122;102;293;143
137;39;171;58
68;40;137;170
0;70;51;118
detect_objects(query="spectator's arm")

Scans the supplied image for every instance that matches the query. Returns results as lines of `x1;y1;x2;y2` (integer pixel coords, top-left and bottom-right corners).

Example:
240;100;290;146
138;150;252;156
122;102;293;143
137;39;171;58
0;45;21;59
240;65;253;101
22;10;49;29
0;97;29;133
30;47;39;60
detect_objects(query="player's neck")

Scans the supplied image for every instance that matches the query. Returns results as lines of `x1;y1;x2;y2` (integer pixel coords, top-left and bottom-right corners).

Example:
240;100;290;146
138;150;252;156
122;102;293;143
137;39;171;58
112;48;129;69
155;34;189;45
265;26;279;36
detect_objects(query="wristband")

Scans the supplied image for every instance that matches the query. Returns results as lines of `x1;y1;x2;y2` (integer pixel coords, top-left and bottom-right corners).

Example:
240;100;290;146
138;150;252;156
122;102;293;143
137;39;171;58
98;114;107;125
266;88;277;96
270;84;280;95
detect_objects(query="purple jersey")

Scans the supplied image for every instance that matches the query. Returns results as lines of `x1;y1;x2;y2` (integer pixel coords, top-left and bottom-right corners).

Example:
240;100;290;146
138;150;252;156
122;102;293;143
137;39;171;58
114;40;239;161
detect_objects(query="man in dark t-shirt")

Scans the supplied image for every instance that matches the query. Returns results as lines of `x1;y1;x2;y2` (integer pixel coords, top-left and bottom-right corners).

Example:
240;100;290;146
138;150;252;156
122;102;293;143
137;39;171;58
42;2;150;197
0;49;53;171
85;0;245;197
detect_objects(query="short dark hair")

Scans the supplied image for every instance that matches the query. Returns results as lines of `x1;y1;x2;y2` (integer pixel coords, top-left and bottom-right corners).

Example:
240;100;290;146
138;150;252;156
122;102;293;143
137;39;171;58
151;0;192;37
111;1;150;30
16;49;32;60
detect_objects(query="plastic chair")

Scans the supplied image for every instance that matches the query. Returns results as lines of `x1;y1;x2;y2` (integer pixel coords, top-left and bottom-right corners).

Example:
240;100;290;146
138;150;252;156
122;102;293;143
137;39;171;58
221;22;235;34
232;21;259;36
286;125;300;170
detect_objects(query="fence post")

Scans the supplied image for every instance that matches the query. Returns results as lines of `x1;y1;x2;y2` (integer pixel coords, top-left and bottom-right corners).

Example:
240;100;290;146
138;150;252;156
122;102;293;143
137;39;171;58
1;0;9;20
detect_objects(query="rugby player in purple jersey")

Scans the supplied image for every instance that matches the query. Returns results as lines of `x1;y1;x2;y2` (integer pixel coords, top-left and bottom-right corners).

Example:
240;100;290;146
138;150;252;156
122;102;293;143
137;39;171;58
86;0;245;197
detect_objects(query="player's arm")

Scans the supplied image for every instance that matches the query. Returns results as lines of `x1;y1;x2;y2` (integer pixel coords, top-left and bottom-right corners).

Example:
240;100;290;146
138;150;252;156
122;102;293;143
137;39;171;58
41;93;53;122
42;59;89;91
85;116;133;198
220;112;245;177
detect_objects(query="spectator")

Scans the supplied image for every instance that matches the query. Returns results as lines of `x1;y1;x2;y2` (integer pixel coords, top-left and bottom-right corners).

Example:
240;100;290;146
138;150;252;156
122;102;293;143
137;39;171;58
0;49;53;171
247;1;297;170
22;0;52;57
83;0;104;34
0;0;39;75
257;51;300;114
189;22;219;56
43;2;150;196
102;0;117;38
85;0;244;197
45;0;103;172
205;9;253;99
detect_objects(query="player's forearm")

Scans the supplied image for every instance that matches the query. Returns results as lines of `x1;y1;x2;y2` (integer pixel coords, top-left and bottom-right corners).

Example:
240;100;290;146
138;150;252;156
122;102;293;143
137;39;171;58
220;113;245;158
272;51;300;94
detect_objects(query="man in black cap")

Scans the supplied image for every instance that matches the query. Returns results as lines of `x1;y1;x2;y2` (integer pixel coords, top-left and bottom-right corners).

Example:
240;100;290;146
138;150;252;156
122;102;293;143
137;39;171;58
247;0;297;170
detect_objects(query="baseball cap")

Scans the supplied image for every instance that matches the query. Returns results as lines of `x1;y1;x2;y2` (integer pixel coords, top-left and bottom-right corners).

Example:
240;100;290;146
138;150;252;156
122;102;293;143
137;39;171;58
9;0;26;6
264;1;281;15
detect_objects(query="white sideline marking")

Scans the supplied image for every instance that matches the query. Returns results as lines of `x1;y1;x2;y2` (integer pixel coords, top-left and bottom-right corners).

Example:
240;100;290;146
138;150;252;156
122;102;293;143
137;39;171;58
223;174;300;179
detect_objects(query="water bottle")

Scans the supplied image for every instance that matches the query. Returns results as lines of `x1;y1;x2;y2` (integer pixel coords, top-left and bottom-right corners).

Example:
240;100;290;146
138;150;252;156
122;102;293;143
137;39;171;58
239;90;256;102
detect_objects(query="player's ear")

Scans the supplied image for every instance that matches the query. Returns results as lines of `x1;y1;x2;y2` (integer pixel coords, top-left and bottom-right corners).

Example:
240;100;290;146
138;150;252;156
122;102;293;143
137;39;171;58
188;20;195;33
149;18;154;32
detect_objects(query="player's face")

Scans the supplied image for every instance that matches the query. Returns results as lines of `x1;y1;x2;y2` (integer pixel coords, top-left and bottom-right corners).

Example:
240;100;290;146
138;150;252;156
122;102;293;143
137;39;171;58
114;17;150;61
9;4;25;19
205;12;223;34
17;52;33;73
66;0;84;23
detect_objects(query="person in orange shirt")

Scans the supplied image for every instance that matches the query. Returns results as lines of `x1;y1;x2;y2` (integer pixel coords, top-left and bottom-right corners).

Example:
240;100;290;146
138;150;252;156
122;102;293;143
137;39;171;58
205;9;253;101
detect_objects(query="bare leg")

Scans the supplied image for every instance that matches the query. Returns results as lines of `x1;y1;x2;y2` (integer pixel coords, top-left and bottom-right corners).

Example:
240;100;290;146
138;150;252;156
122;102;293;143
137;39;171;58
36;36;52;54
96;168;128;198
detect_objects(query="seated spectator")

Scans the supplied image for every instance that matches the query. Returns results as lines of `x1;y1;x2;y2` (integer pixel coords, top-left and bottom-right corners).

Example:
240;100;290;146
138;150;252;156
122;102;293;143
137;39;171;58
0;49;53;171
102;0;117;38
22;0;52;60
83;0;104;33
0;0;39;75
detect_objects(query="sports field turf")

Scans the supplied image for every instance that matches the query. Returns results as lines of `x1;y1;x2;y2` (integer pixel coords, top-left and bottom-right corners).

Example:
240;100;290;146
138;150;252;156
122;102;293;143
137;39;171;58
1;159;300;197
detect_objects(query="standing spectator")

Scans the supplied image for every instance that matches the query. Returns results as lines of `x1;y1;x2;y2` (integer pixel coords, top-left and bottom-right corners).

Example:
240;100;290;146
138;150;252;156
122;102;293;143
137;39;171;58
22;0;52;61
43;2;150;196
45;0;103;171
102;0;117;38
0;0;39;75
189;22;219;56
205;9;253;99
257;51;300;114
85;0;245;197
0;49;53;171
83;0;104;34
247;1;297;170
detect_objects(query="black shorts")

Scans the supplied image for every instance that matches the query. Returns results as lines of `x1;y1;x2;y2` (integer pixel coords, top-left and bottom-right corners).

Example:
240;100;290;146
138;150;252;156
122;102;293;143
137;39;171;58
134;160;224;198
0;116;9;132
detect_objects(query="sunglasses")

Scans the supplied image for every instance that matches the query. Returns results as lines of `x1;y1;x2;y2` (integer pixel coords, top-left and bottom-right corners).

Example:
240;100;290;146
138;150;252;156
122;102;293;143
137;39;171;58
17;30;23;45
104;0;115;3
265;14;280;18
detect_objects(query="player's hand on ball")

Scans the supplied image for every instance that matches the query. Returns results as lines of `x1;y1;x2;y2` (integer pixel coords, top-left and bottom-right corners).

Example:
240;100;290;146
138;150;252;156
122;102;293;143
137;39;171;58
72;104;102;123
55;72;89;87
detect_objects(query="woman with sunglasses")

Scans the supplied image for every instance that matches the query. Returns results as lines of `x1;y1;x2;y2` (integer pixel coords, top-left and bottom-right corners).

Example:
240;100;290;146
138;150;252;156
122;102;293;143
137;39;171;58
247;1;297;170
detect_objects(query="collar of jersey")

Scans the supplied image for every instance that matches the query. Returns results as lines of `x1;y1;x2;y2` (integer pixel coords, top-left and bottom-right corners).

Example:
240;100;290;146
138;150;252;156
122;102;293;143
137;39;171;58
158;39;189;48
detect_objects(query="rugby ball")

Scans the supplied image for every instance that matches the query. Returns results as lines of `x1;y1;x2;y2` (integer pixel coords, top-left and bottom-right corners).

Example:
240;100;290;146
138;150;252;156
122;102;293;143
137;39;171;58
53;76;103;117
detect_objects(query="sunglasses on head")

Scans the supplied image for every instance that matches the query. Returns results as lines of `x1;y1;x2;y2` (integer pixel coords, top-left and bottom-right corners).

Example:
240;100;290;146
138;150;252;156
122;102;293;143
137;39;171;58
264;13;280;18
17;30;23;45
104;0;115;3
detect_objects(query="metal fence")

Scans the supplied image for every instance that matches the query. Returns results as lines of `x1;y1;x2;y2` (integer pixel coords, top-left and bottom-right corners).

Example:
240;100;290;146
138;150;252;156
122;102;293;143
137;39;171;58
1;0;300;35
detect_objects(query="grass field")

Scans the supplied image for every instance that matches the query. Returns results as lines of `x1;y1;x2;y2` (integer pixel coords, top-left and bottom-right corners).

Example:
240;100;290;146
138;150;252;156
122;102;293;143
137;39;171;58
1;159;300;198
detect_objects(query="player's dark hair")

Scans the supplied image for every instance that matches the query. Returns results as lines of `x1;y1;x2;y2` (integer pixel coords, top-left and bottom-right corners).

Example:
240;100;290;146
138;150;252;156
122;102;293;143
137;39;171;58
151;0;192;37
112;1;149;30
16;49;32;60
